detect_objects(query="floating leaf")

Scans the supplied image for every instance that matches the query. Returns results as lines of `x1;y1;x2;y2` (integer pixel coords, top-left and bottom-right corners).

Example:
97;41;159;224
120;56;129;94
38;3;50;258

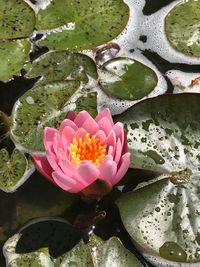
165;0;200;57
4;218;144;266
74;92;98;118
36;0;129;51
116;94;200;173
0;40;31;81
11;81;79;153
0;0;35;39
99;58;158;100
117;173;200;265
0;148;34;192
25;51;98;85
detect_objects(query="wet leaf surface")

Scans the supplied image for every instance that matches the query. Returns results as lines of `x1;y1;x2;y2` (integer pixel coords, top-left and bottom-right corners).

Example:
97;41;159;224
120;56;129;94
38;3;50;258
99;58;158;100
165;0;200;57
0;0;35;39
117;173;200;264
36;0;129;51
0;149;34;192
0;40;31;81
116;93;200;173
25;51;98;85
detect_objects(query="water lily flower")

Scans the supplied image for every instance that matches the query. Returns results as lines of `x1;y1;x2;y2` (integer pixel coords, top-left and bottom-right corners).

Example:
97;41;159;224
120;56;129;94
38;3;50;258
33;108;130;198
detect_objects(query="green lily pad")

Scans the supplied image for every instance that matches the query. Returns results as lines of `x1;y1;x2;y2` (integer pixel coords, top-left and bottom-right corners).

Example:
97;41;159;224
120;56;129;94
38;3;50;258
116;93;200;173
10;81;79;153
165;0;200;57
117;173;200;264
3;218;144;267
74;92;98;118
0;0;35;39
25;51;98;86
0;40;31;81
0;148;34;192
36;0;129;51
99;58;158;100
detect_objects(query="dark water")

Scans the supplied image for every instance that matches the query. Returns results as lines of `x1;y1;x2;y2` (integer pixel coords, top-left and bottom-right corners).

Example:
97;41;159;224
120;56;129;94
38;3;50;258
0;0;199;266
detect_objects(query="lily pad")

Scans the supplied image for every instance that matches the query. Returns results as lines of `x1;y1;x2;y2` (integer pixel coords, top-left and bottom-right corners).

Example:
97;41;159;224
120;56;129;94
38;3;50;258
99;58;158;100
117;173;200;265
165;0;200;57
0;0;35;39
3;218;143;266
116;93;200;173
74;92;98;118
0;148;34;192
10;81;79;153
0;40;31;81
25;51;98;85
36;0;129;51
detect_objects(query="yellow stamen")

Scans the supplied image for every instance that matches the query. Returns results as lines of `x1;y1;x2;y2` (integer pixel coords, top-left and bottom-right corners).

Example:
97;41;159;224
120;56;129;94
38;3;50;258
68;133;107;165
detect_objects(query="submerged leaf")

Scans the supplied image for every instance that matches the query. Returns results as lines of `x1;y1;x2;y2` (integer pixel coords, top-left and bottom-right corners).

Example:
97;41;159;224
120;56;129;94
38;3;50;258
0;40;31;81
99;58;158;100
36;0;129;51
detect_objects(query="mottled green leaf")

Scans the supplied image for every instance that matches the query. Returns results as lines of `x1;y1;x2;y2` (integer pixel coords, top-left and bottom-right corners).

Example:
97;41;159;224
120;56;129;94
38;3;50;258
116;94;200;174
11;81;79;153
0;40;31;81
25;51;98;86
99;58;158;100
165;0;200;57
74;92;98;118
4;218;144;267
0;148;34;192
36;0;129;51
117;173;200;264
0;0;35;39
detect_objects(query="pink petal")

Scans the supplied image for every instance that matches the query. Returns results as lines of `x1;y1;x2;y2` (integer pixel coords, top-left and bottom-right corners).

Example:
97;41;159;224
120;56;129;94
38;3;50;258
77;161;100;186
122;130;128;154
97;117;113;136
74;128;87;140
106;130;116;156
58;159;76;177
61;126;75;151
114;138;122;165
113;153;131;185
107;146;114;157
95;108;113;126
66;111;76;121
95;130;107;144
52;171;84;193
82;117;99;135
113;122;124;146
52;133;65;159
46;149;60;171
44;127;58;152
73;111;92;128
32;154;55;184
59;119;78;134
99;158;117;185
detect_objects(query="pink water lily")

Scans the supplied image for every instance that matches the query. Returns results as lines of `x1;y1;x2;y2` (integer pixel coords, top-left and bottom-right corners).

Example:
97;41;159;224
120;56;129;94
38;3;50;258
33;108;130;198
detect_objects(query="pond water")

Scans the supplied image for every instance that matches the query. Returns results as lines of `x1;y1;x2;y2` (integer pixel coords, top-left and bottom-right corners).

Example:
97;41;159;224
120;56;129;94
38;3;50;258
0;0;200;266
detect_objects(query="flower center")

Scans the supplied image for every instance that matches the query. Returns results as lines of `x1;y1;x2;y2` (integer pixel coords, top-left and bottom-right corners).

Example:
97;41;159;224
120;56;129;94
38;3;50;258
68;133;107;165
